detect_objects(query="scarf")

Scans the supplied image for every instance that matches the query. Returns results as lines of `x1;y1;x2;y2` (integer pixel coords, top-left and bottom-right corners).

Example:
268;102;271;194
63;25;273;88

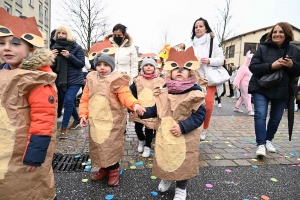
55;38;74;91
192;33;209;59
166;77;196;93
140;73;157;79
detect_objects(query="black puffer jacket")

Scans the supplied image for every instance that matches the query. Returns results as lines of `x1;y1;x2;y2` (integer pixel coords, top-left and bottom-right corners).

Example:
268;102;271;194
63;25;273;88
248;33;300;100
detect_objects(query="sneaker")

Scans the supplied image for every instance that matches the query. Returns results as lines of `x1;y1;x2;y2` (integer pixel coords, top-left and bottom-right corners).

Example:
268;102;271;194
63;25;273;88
295;104;298;112
90;168;108;181
173;187;187;200
108;168;120;186
256;145;266;157
234;108;244;113
266;140;276;153
231;96;237;99
218;103;222;108
248;111;254;116
59;128;68;139
142;146;151;158
138;140;145;153
158;180;173;192
69;120;80;129
57;115;63;122
200;129;207;141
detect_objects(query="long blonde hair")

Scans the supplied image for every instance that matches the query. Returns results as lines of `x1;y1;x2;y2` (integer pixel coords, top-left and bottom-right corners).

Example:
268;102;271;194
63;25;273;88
54;26;76;42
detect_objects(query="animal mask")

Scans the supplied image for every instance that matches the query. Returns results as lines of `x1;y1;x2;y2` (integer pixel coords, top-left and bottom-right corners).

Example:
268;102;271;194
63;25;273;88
164;47;200;71
158;44;170;60
244;50;254;67
138;53;158;62
0;8;44;47
89;39;115;60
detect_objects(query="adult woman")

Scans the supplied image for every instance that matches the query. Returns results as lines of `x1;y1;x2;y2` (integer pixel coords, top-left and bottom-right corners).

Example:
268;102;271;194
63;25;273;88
248;22;300;157
51;26;85;139
186;17;224;140
105;23;138;81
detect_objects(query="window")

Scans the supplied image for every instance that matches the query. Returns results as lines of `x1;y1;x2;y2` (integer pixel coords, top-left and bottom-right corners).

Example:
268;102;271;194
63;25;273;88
226;45;235;58
16;10;22;16
244;43;258;55
4;3;12;14
45;0;49;4
44;7;48;27
45;30;48;47
39;2;43;23
37;25;43;31
16;0;22;6
29;0;34;6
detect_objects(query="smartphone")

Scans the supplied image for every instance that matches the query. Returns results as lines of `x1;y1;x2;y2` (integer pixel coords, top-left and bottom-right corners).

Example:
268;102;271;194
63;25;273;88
284;56;293;60
55;47;66;53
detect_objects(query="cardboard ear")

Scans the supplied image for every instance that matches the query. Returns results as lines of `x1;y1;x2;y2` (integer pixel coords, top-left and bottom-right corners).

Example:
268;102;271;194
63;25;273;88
89;39;115;60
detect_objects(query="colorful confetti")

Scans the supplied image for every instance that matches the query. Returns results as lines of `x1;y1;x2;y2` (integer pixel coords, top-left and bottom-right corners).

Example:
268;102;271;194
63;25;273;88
270;178;278;182
215;156;221;159
225;169;232;173
151;191;158;196
151;175;157;179
206;184;213;188
120;169;124;175
261;195;270;200
74;154;80;158
252;165;258;169
136;161;143;166
130;166;137;169
81;179;88;183
105;194;114;200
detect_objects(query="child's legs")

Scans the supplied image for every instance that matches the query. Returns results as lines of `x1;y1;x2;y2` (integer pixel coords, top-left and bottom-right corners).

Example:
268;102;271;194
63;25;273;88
176;179;188;189
145;127;154;148
204;86;216;129
135;122;145;141
104;162;120;170
240;83;253;112
234;95;243;109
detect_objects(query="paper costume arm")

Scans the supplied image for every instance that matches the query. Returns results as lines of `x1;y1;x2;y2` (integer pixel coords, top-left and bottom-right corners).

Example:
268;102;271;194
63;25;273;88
23;85;56;166
79;86;89;118
118;85;140;110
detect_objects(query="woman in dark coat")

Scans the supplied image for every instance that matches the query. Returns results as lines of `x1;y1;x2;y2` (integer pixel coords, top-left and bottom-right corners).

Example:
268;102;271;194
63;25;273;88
248;22;300;157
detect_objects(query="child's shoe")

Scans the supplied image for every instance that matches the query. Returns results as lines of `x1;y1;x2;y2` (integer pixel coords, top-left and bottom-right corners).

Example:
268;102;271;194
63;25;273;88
173;187;187;200
158;180;172;192
142;146;151;157
218;103;222;108
200;129;207;141
108;168;120;186
138;140;145;153
69;120;80;129
248;111;254;116
233;107;244;113
59;128;68;139
90;168;108;181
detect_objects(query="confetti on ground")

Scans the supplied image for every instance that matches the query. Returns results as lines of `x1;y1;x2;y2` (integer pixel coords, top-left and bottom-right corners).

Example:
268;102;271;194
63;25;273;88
261;195;270;200
148;164;153;167
151;175;157;179
68;146;73;148
252;159;257;161
206;184;213;188
225;141;229;143
150;152;154;156
120;169;124;175
130;166;137;169
290;151;297;156
105;194;114;200
81;179;88;183
136;161;143;166
81;162;86;165
243;199;249;200
74;154;80;158
298;158;300;161
252;165;258;169
84;168;91;172
85;166;91;169
292;164;297;167
225;169;232;173
270;178;278;182
215;156;221;159
228;145;232;147
86;161;91;166
285;156;290;158
243;154;248;157
151;191;158;196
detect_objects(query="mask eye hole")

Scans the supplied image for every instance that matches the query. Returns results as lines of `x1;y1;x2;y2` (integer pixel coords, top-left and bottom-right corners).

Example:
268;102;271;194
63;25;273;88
171;63;178;68
0;27;10;34
103;49;109;53
24;34;34;40
92;52;96;56
185;62;192;67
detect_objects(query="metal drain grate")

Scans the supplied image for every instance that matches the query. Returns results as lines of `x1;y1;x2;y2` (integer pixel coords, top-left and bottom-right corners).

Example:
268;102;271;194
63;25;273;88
52;153;90;172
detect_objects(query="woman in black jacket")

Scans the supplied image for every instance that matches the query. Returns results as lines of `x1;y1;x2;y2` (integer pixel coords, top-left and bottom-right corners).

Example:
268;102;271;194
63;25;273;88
248;22;300;157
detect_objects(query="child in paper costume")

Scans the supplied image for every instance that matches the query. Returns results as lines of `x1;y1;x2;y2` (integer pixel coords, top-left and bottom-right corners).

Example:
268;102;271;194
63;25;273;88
139;47;206;200
233;50;254;115
0;8;57;200
129;58;165;157
79;53;145;187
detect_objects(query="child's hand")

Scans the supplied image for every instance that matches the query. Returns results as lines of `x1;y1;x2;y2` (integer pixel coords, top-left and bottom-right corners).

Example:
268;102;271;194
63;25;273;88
130;112;134;117
80;117;88;127
26;165;37;172
170;124;182;137
134;104;146;116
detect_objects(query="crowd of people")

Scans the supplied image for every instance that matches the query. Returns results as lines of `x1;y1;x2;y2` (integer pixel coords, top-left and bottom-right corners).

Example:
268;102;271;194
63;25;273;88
1;7;300;200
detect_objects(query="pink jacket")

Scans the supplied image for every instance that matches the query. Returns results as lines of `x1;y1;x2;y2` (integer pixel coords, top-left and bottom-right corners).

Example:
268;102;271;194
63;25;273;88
233;51;253;87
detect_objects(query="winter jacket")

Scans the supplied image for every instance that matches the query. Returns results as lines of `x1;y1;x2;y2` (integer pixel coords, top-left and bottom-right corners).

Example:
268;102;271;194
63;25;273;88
248;33;300;100
51;42;85;86
105;33;138;81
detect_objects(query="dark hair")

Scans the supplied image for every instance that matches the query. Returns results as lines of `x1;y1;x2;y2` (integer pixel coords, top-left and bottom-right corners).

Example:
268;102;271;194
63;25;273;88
50;29;57;40
191;17;212;39
112;23;127;35
266;22;294;42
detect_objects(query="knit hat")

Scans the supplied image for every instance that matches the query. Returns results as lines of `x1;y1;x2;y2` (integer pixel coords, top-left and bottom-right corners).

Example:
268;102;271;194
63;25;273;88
140;58;157;70
94;53;115;71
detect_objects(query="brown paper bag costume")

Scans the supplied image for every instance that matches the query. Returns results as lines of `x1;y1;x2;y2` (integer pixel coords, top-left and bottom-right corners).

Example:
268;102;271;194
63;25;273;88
130;76;165;129
85;71;130;168
0;69;57;199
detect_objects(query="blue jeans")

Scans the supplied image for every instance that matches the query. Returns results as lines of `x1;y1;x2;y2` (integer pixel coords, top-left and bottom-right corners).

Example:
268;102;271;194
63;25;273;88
58;85;81;128
253;93;287;146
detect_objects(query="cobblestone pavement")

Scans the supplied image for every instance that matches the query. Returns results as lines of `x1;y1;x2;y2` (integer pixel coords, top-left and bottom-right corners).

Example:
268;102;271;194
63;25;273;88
55;96;300;169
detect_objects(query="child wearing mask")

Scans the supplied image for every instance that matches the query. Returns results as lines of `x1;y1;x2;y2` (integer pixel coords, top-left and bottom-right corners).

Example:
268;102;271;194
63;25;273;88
79;53;145;187
138;47;206;200
130;58;165;157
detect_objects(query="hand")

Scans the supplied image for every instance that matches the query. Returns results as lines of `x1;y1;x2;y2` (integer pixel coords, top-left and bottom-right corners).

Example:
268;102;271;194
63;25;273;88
80;117;88;127
170;124;182;137
201;58;210;65
26;165;37;172
271;59;284;69
52;49;58;58
233;84;238;89
61;50;70;58
130;112;134;117
280;56;293;68
134;104;146;116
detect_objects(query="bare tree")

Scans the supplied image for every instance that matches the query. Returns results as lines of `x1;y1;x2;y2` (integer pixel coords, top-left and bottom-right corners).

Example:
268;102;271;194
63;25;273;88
55;0;110;51
151;27;174;53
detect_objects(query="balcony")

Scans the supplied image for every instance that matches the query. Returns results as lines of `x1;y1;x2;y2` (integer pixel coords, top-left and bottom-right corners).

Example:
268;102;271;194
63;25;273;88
39;12;43;23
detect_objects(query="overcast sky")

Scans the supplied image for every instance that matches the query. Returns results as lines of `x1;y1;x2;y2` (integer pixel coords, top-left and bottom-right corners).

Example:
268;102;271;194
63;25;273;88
51;0;300;53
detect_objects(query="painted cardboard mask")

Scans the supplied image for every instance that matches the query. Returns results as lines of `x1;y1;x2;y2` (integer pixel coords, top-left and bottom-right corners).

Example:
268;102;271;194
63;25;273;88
89;39;115;61
0;8;44;47
164;47;200;71
158;44;170;60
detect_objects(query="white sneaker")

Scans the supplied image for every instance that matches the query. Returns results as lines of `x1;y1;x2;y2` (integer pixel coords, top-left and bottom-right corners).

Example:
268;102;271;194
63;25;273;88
173;187;187;200
158;180;173;192
138;140;145;153
57;115;63;122
200;129;207;140
295;104;298;112
234;108;244;113
266;140;276;153
142;146;151;157
218;103;222;108
248;111;254;116
256;145;266;156
231;96;237;99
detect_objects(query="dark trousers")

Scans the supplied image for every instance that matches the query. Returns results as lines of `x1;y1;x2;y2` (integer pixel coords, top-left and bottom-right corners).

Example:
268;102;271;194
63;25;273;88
135;122;154;148
57;90;63;117
227;80;234;96
103;162;119;170
176;180;188;189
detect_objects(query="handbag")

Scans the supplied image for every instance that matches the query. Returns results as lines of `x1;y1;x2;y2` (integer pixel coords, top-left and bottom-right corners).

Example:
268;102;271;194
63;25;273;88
206;37;230;86
257;69;283;89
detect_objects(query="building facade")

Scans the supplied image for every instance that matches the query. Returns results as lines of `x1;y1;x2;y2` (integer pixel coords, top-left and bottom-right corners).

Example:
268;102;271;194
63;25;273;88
224;24;300;67
1;0;51;47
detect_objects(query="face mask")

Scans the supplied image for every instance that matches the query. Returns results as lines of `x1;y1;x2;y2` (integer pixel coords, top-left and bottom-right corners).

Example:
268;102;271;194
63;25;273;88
114;36;123;45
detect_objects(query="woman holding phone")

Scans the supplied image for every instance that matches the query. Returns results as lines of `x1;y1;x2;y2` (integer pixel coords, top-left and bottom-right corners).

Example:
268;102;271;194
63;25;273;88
248;22;300;157
51;26;85;139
